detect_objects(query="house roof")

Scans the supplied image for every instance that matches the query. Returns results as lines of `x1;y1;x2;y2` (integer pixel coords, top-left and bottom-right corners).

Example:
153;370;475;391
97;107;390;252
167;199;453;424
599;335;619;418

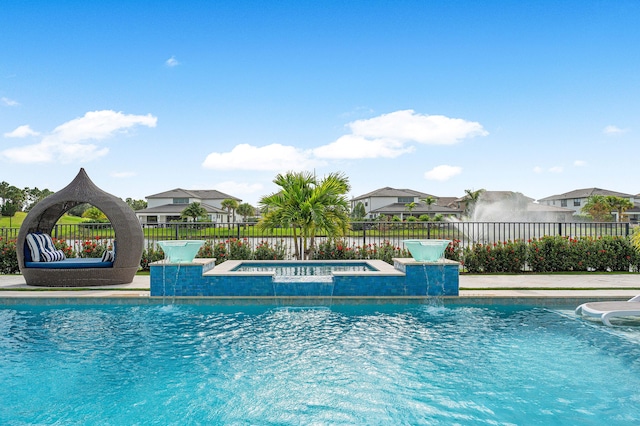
135;203;226;215
146;188;240;201
538;188;635;202
352;187;436;201
370;202;460;215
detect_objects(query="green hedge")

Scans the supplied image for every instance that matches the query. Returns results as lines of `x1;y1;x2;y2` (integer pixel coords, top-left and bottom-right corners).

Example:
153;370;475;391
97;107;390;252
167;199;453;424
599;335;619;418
462;236;640;273
3;235;640;274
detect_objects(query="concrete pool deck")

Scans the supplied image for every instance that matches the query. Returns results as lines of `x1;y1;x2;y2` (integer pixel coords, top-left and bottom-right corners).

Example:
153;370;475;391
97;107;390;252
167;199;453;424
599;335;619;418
1;273;640;302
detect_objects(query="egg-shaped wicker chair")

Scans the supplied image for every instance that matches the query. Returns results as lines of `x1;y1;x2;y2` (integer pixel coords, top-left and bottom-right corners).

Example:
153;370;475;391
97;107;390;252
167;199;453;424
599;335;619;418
17;168;144;287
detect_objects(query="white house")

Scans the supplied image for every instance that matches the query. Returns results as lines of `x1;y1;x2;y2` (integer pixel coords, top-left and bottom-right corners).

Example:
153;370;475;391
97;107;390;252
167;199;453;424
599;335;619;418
135;188;241;225
350;187;462;219
538;188;637;221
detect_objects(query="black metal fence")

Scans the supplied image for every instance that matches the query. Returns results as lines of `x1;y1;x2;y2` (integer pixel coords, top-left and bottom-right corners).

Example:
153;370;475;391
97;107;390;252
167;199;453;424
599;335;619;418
1;221;633;259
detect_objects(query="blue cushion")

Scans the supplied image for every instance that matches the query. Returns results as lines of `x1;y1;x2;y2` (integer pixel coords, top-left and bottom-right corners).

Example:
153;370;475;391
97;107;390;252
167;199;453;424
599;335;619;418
24;258;113;269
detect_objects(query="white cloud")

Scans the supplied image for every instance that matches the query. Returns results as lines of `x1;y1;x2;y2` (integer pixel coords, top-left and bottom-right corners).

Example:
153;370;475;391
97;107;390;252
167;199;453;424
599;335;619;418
166;56;180;67
215;181;264;197
0;110;157;164
549;166;563;173
603;125;627;135
4;124;39;138
111;171;136;178
313;134;414;159
574;160;587;167
1;97;19;106
424;165;462;181
202;143;323;171
314;110;488;160
348;110;488;145
533;166;543;173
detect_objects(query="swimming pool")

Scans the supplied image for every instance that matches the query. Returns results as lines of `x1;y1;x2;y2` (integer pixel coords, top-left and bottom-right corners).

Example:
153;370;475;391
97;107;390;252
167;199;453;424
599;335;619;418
1;304;639;424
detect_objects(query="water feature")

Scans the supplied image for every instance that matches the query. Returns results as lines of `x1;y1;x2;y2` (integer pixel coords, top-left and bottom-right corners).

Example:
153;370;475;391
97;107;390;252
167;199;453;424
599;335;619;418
403;239;451;262
2;304;640;424
157;240;205;263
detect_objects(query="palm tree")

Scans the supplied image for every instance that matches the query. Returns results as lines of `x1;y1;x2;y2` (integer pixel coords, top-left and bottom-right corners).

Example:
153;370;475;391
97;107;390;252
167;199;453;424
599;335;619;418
221;198;239;224
181;202;208;222
236;202;256;222
581;195;612;221
605;196;634;222
463;189;484;218
259;171;350;260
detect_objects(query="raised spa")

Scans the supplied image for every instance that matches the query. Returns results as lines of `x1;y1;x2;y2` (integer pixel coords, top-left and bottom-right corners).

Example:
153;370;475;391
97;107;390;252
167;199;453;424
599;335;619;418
158;240;205;263
403;239;451;262
150;258;460;298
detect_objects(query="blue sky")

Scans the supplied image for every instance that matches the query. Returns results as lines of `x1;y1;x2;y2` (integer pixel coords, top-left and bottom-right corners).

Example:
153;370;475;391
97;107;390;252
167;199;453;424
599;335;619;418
2;1;639;206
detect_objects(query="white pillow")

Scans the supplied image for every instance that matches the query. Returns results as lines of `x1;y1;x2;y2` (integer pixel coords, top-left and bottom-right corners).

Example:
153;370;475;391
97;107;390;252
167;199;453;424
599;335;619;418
26;233;59;262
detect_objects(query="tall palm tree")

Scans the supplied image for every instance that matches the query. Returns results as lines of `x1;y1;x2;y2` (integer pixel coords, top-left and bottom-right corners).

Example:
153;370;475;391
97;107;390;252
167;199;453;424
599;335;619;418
259;171;350;260
463;189;484;218
221;198;239;224
605;196;633;222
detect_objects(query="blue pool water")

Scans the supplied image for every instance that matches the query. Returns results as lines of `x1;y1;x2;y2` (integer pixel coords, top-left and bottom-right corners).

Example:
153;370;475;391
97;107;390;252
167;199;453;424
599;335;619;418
1;304;640;424
232;261;376;275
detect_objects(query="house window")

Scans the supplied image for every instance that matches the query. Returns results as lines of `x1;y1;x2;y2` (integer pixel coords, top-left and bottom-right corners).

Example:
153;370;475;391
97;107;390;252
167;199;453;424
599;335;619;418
147;216;158;224
560;199;567;207
173;198;189;204
398;197;413;203
573;199;581;207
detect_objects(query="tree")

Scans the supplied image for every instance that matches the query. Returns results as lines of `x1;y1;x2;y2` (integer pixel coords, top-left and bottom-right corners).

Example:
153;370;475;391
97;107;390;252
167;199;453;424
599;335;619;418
126;198;148;211
421;196;436;211
82;206;108;221
605;196;634;222
259;171;350;260
181;202;208;222
351;201;366;220
581;195;613;222
236;202;256;222
221;198;239;224
463;189;485;218
21;187;53;211
0;201;18;227
404;201;416;219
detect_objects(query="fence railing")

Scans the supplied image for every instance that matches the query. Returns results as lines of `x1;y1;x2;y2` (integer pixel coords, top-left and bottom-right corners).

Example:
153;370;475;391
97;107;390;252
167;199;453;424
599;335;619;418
1;221;633;260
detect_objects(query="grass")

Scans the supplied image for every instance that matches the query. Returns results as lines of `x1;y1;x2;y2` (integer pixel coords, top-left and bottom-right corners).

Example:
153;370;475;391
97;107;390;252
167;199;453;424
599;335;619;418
0;212;87;228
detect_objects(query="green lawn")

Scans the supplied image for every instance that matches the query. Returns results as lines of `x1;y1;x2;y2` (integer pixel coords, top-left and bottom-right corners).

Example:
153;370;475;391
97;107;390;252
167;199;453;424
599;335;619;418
0;212;87;229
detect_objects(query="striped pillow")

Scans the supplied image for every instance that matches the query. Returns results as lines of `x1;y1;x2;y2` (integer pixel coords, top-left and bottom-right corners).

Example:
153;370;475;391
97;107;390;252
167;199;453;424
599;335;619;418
26;233;65;262
101;250;115;262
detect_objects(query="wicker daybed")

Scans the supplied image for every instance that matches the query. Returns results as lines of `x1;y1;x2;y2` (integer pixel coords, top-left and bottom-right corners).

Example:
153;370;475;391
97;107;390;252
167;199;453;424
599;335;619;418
17;168;144;287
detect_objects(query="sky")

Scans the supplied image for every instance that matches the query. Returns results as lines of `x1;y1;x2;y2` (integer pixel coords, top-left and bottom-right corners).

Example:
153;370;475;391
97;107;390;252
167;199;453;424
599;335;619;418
2;1;640;207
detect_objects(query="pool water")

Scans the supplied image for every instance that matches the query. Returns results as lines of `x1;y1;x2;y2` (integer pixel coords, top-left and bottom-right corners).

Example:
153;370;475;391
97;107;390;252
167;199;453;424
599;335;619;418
232;261;376;276
1;304;640;424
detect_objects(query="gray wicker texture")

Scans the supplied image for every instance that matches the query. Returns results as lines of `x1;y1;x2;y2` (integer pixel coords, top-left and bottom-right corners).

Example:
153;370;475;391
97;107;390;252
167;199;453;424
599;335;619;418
17;168;144;287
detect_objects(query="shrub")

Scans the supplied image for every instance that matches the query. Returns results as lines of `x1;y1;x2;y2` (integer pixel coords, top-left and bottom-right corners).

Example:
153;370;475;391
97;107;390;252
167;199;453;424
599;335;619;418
140;245;164;271
77;237;109;258
228;238;252;260
0;237;18;274
253;240;287;260
213;242;228;265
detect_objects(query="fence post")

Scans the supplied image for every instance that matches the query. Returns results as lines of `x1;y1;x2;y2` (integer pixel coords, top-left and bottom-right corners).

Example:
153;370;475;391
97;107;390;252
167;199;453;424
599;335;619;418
174;224;179;240
362;226;366;246
237;223;241;239
558;222;563;236
626;222;630;237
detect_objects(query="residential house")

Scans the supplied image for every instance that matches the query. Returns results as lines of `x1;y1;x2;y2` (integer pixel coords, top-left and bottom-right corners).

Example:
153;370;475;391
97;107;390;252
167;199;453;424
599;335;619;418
538;188;637;221
350;187;463;220
135;189;241;225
